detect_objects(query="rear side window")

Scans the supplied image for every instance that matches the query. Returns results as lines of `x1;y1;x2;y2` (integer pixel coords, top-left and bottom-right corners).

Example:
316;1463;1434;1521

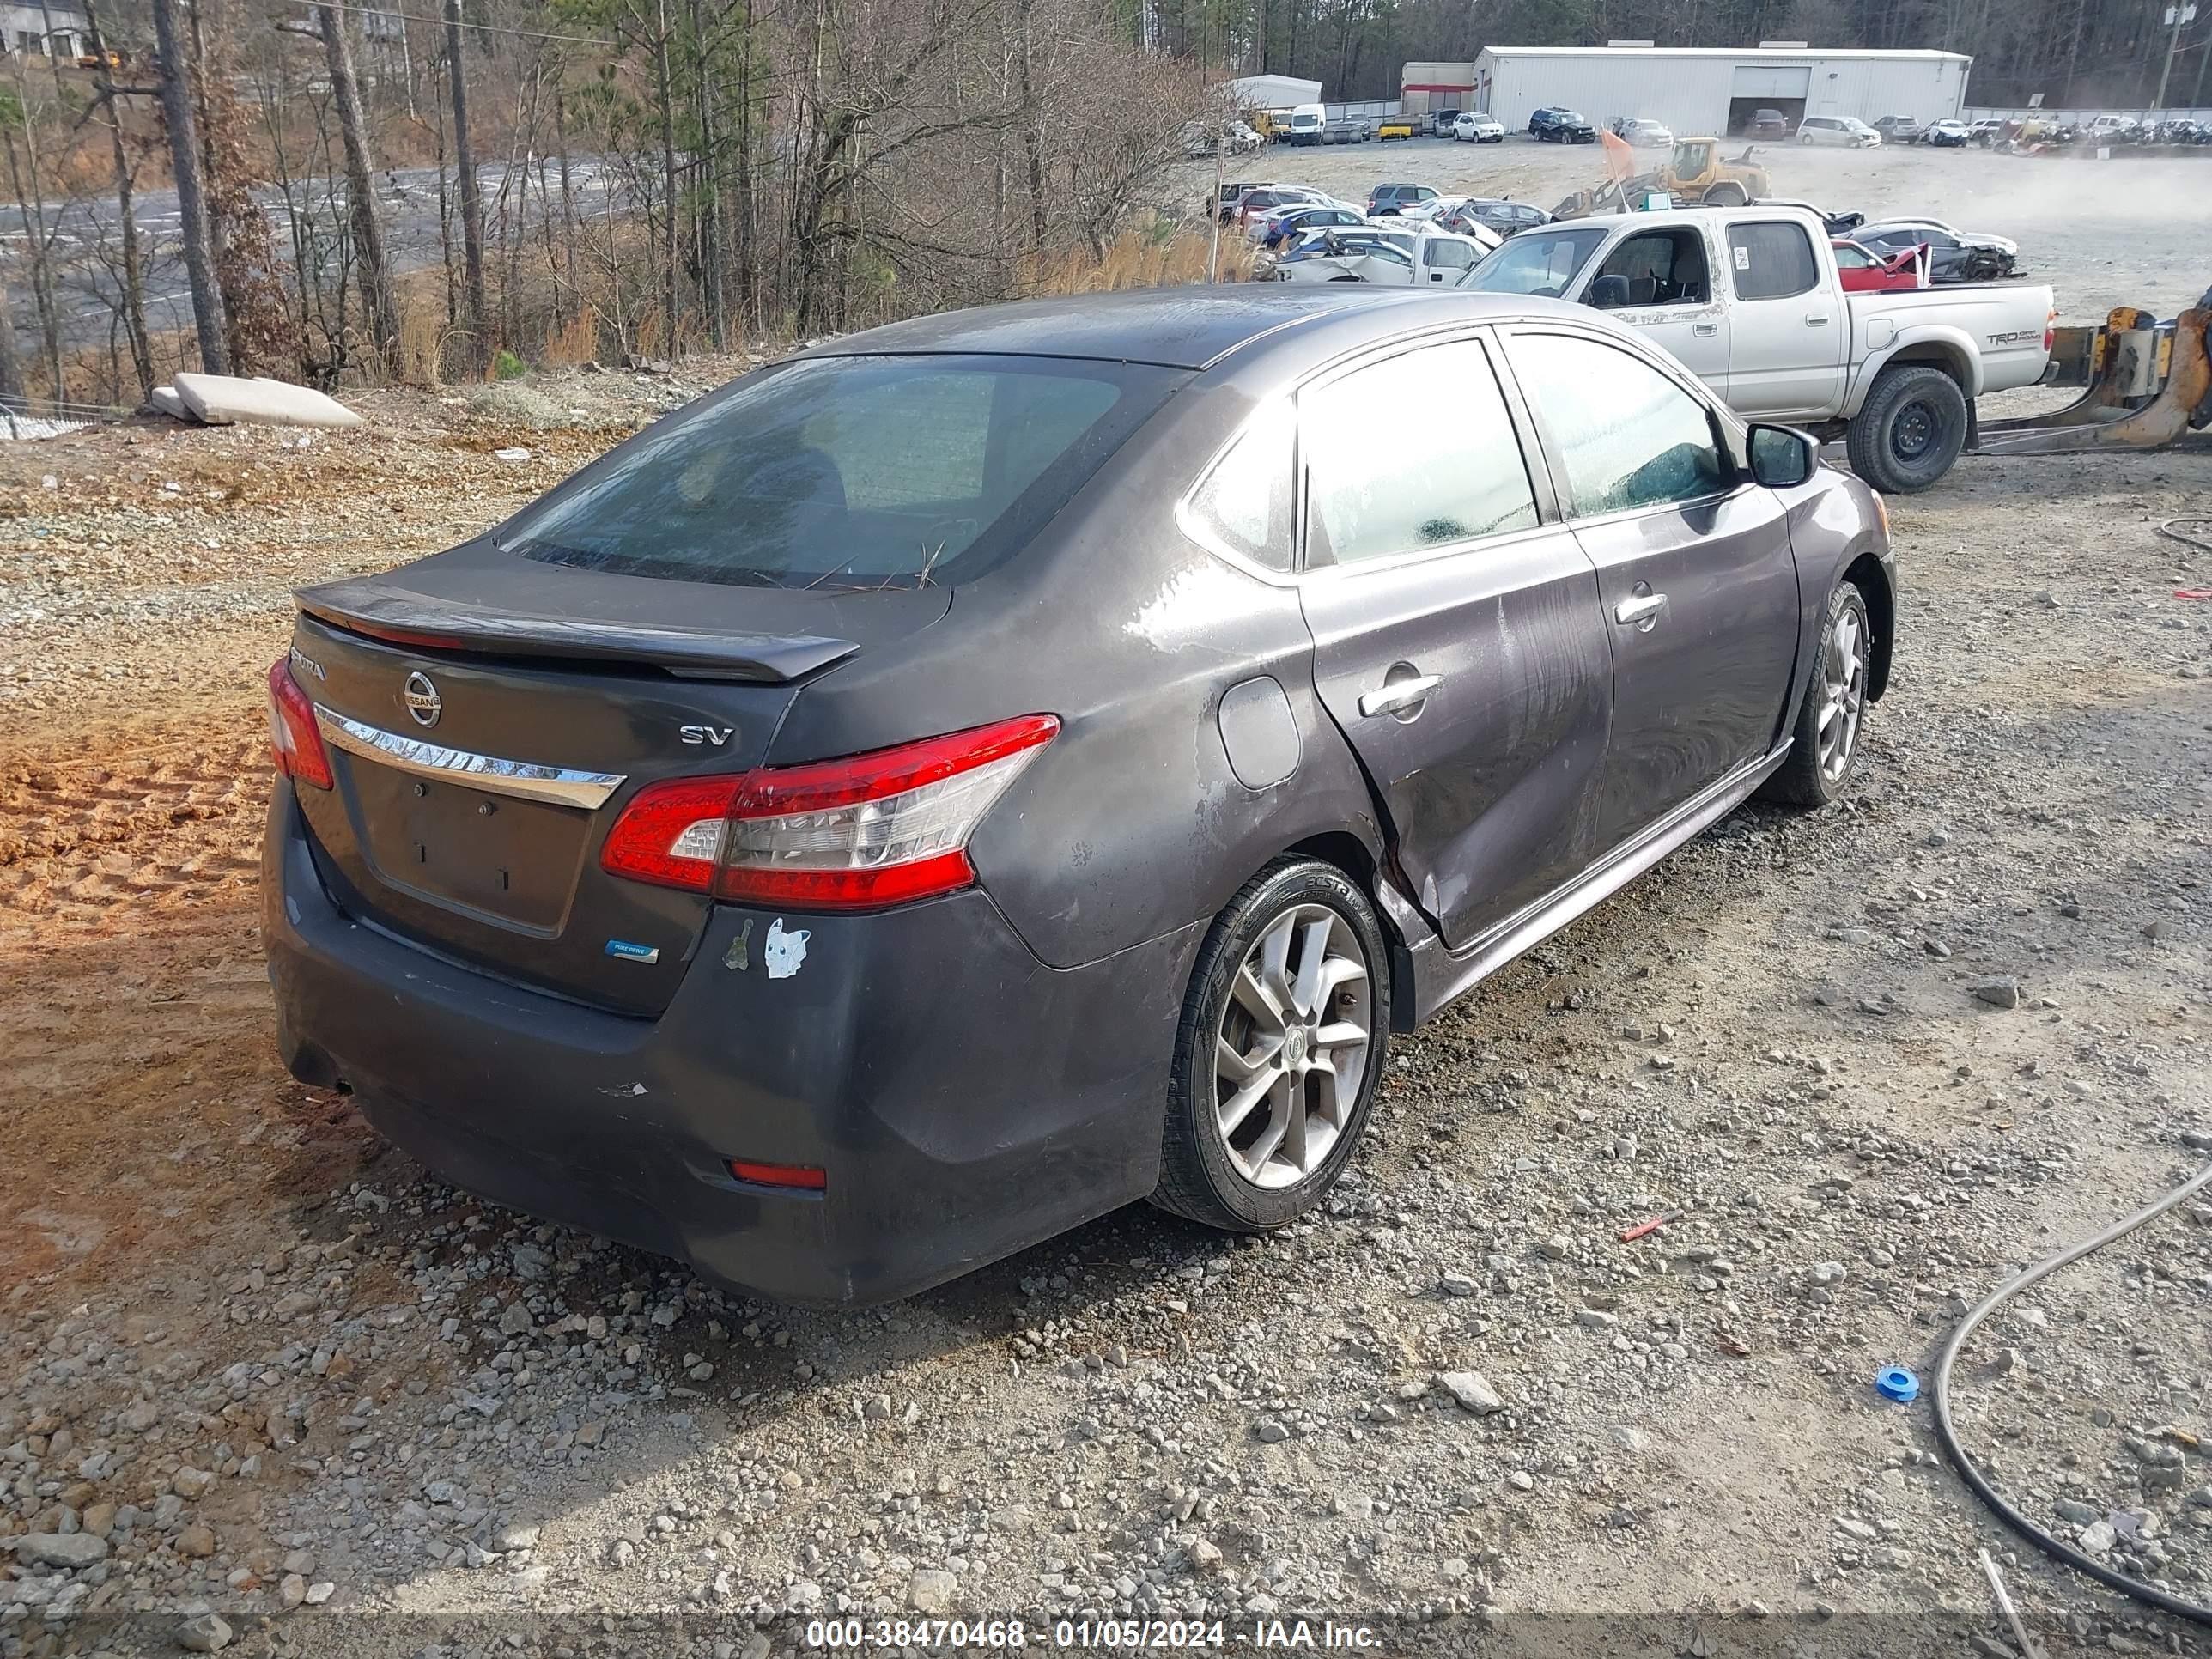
1301;338;1538;567
504;355;1176;588
1185;400;1294;571
1729;222;1820;301
1508;332;1729;518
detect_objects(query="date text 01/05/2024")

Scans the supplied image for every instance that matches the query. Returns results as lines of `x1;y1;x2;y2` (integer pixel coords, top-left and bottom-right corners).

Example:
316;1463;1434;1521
801;1620;1382;1650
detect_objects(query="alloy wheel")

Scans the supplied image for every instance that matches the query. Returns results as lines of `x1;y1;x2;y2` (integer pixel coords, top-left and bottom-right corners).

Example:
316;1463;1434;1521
1817;595;1869;782
1212;903;1374;1190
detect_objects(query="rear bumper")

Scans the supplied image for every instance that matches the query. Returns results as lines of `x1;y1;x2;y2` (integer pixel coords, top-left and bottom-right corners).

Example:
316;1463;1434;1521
264;783;1200;1305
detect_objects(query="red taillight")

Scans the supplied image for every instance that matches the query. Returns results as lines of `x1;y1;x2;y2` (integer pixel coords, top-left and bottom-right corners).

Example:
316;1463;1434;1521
2045;307;2057;356
726;1158;827;1191
595;774;742;893
265;657;333;790
599;714;1059;911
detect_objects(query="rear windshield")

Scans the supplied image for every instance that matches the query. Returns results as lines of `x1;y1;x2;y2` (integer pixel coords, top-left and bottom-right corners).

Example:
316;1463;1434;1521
501;354;1178;588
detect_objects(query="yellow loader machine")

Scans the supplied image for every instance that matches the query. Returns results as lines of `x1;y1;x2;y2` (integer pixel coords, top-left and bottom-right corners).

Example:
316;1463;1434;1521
1553;135;1772;217
1976;297;2212;457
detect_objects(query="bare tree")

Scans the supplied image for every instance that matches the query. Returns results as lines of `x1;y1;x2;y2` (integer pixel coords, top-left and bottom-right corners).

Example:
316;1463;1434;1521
81;0;155;397
318;2;400;375
152;0;229;373
445;0;490;367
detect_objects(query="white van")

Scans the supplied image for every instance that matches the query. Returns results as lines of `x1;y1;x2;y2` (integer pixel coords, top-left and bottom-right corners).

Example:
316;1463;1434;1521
1796;114;1881;148
1287;103;1326;146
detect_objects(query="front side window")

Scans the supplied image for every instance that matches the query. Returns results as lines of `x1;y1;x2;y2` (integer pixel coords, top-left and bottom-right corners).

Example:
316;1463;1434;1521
506;354;1174;588
1302;339;1538;567
1593;229;1711;306
1728;222;1820;301
1508;332;1731;519
1424;240;1477;272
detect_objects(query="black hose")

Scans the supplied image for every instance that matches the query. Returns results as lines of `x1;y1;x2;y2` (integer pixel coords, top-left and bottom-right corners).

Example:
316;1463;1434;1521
1934;1161;2212;1625
2157;518;2212;560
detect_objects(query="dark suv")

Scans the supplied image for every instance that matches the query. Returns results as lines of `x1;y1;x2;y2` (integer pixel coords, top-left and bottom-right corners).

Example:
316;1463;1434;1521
1747;107;1792;137
1366;182;1439;216
1535;108;1596;143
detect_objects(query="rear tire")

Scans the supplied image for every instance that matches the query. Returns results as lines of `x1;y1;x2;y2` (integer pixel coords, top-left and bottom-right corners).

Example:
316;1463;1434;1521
1151;858;1390;1232
1703;182;1747;205
1846;363;1967;494
1759;579;1874;808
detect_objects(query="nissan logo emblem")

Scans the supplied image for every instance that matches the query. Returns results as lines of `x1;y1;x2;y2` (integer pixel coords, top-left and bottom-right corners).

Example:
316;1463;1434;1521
402;671;442;728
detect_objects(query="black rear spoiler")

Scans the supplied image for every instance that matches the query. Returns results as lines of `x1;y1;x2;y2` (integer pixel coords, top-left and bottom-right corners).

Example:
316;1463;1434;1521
295;578;860;683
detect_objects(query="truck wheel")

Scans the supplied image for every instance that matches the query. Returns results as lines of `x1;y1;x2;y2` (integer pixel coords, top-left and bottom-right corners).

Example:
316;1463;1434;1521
1847;364;1968;493
1702;182;1747;205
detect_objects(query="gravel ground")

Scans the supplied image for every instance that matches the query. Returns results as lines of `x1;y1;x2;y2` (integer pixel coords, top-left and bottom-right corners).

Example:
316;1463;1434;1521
0;167;2209;1658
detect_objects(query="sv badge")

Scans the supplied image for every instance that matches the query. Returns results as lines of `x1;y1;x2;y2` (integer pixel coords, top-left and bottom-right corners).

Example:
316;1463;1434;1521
679;725;733;746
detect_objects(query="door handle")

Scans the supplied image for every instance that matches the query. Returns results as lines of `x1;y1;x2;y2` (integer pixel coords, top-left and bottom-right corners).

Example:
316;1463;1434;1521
1613;592;1668;629
1692;322;1718;337
1806;313;1832;326
1358;673;1443;717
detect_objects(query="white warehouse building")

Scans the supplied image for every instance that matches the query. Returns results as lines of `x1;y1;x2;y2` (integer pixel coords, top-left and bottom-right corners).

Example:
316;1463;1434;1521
1427;44;1972;137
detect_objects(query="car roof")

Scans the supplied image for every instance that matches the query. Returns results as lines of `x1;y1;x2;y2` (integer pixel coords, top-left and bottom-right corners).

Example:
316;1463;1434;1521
801;289;1633;376
798;287;1469;371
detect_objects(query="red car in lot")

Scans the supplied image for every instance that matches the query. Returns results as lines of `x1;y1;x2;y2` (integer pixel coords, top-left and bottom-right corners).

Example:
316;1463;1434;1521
1832;238;1925;293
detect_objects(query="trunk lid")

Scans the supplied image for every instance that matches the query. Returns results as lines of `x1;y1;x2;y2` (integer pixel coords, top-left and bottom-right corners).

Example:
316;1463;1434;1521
286;545;952;1015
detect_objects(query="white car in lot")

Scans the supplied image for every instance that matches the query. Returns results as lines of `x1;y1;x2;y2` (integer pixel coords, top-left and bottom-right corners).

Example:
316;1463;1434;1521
1451;112;1506;143
1274;225;1495;286
1797;115;1882;147
1854;217;2019;258
1370;198;1504;245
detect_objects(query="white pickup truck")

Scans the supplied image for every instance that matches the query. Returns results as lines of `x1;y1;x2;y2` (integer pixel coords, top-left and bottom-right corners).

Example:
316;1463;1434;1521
1457;204;2056;492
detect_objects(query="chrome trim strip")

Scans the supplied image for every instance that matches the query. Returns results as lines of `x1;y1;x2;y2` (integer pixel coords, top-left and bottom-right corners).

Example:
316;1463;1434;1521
313;708;626;810
1401;739;1793;1025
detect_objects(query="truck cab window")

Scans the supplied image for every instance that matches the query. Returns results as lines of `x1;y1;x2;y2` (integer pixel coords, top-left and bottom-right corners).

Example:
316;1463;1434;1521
1728;222;1820;301
1592;229;1711;307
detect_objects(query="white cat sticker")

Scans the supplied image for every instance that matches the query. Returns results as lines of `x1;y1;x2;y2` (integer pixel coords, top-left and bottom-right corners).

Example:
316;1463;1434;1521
763;917;811;980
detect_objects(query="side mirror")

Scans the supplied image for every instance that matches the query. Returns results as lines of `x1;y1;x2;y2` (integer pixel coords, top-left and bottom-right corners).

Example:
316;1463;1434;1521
1747;422;1817;489
1588;274;1631;309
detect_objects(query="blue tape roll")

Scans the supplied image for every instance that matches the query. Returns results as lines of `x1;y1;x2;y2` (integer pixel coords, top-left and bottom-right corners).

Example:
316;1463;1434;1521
1875;1365;1919;1403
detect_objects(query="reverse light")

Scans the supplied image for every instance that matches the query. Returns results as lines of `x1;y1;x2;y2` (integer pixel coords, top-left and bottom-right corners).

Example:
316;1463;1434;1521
726;1158;828;1191
599;714;1060;911
265;657;334;790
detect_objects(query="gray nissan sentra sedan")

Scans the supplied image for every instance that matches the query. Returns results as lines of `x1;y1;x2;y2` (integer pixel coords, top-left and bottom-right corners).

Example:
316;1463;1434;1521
264;286;1895;1305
